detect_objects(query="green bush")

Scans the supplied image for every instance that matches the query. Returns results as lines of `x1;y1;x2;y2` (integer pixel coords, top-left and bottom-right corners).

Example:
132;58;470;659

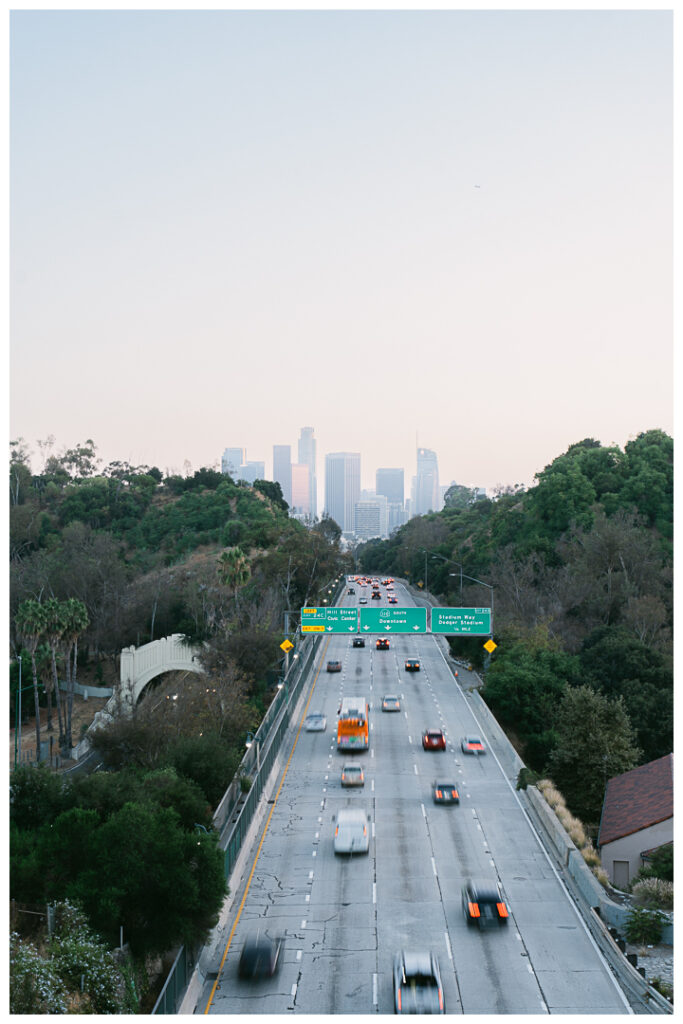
624;907;666;945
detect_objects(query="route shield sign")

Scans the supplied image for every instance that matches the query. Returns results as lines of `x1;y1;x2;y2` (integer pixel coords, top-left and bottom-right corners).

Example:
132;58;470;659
431;608;492;635
300;607;358;633
359;607;427;633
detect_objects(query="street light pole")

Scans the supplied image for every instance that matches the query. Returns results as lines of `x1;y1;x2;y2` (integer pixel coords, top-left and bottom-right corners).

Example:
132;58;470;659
17;655;22;766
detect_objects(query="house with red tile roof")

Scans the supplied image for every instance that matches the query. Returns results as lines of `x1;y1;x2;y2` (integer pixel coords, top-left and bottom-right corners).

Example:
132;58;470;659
597;753;673;889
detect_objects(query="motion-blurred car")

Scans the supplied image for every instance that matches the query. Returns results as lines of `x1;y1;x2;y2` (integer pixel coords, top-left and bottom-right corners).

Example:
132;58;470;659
352;637;366;648
462;878;509;928
376;638;390;650
347;588;356;595
405;659;420;671
388;596;398;604
238;930;284;978
393;950;444;1014
341;763;365;787
305;712;327;732
359;597;368;604
382;694;401;712
432;780;459;804
422;729;446;751
333;807;371;854
461;736;486;755
371;591;381;599
326;660;342;673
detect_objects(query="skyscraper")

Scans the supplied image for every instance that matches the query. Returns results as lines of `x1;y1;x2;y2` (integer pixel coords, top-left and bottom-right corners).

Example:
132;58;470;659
221;447;244;477
298;427;317;520
238;461;265;484
376;468;404;505
325;452;360;534
291;463;310;517
415;448;440;515
354;494;388;540
273;445;292;506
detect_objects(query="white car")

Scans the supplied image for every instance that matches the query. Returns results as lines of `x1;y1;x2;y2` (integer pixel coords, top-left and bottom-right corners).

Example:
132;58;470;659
305;713;327;732
333;807;370;854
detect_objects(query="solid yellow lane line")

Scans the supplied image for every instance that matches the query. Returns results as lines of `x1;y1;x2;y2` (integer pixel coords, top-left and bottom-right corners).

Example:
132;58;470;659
203;636;331;1013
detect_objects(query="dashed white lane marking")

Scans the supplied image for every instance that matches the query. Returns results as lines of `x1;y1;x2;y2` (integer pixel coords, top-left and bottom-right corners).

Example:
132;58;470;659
371;779;375;792
421;803;426;818
445;932;453;960
312;850;317;857
309;871;314;880
490;859;495;867
527;963;534;974
373;974;378;1005
315;832;319;839
372;821;376;837
477;823;482;831
516;933;522;941
371;749;375;758
414;764;419;775
291;983;297;998
318;816;322;824
372;882;377;904
301;920;307;929
296;950;302;961
324;775;328;781
305;894;310;902
408;735;412;744
370;723;374;731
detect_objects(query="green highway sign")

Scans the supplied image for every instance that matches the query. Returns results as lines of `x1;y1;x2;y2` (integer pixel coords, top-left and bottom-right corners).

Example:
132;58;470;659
360;607;427;633
301;607;358;633
431;607;492;635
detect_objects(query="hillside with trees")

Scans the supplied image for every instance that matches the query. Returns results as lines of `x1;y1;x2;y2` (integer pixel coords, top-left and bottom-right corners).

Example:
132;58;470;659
358;430;673;826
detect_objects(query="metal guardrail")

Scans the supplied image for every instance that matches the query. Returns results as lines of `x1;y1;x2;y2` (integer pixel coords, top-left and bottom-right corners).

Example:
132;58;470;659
151;944;196;1015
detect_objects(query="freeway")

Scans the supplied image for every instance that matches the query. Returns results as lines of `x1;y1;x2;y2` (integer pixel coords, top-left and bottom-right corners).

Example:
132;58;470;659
198;578;630;1015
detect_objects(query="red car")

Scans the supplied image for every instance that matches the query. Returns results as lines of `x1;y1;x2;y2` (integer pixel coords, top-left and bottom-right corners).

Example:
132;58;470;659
422;729;446;751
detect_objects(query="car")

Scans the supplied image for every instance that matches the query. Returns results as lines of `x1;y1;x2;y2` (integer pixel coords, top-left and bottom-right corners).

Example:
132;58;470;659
382;694;401;712
347;588;356;595
341;763;365;787
371;591;381;600
388;596;398;604
326;660;342;673
352;637;366;648
461;878;509;928
333;807;371;854
238;930;284;978
461;735;486;755
305;712;327;732
393;950;444;1014
359;597;368;604
422;729;446;751
376;638;390;650
405;659;420;671
432;780;459;804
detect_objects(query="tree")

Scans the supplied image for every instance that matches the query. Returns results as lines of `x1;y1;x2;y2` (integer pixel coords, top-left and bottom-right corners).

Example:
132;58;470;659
253;478;289;511
15;599;47;762
546;685;640;824
43;598;67;749
443;483;477;510
59;598;90;756
216;546;251;593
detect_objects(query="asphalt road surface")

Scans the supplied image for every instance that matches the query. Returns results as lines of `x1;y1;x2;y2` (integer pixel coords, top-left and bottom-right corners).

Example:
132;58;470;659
199;580;630;1015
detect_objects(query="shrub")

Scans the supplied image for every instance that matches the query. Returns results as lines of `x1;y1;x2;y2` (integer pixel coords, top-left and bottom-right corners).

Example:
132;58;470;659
631;878;673;911
624;907;666;945
516;767;539;790
9;933;67;1014
537;779;563;809
581;842;601;868
592;866;610;888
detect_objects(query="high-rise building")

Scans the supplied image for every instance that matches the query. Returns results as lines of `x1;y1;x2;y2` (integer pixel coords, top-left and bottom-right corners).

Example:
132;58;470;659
221;447;244;477
273;445;292;506
238;461;265;485
354;494;388;540
415;448;440;515
291;463;310;516
387;502;406;533
376;468;404;506
325;452;360;534
298;427;317;521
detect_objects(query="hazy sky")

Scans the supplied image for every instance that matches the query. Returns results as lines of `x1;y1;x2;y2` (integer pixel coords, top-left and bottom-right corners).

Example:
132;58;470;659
10;7;673;501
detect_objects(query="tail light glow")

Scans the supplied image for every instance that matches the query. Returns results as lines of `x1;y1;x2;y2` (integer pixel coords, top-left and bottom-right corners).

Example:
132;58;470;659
468;902;480;918
438;989;444;1010
497;902;509;918
397;990;401;1011
436;789;443;798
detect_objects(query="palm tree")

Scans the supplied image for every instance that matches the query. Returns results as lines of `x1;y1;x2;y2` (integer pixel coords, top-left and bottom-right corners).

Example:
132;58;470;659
43;597;66;750
60;598;90;756
15;600;47;762
217;546;251;615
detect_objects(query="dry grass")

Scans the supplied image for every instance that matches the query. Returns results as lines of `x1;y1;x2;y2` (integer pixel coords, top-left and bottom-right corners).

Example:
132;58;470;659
592;866;610;888
537;779;595;854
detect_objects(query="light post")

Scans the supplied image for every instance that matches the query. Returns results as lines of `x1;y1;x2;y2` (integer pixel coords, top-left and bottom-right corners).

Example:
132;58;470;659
245;731;260;773
421;549;494;630
15;655;22;767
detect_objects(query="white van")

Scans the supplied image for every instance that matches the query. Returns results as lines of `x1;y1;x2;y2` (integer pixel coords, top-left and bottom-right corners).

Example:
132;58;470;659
333;807;371;854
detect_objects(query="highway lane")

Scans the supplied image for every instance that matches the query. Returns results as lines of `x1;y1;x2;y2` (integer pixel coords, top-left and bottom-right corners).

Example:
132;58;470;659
199;578;630;1014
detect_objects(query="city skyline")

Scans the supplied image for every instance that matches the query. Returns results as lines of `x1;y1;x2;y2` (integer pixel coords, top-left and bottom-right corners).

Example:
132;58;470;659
10;11;673;497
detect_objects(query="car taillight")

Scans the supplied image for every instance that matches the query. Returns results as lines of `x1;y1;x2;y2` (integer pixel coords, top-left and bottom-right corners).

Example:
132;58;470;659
335;826;339;836
363;826;367;836
452;790;458;799
397;990;401;1012
468;902;480;918
436;790;443;798
497;902;508;918
438;988;443;1011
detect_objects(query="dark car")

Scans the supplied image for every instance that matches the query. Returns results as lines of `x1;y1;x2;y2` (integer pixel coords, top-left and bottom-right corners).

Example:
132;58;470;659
238;930;284;978
462;878;509;928
326;660;342;673
422;729;446;751
371;591;381;599
405;659;420;671
393;950;444;1014
461;735;486;755
432;780;459;804
376;638;390;650
352;637;366;648
347;588;356;595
